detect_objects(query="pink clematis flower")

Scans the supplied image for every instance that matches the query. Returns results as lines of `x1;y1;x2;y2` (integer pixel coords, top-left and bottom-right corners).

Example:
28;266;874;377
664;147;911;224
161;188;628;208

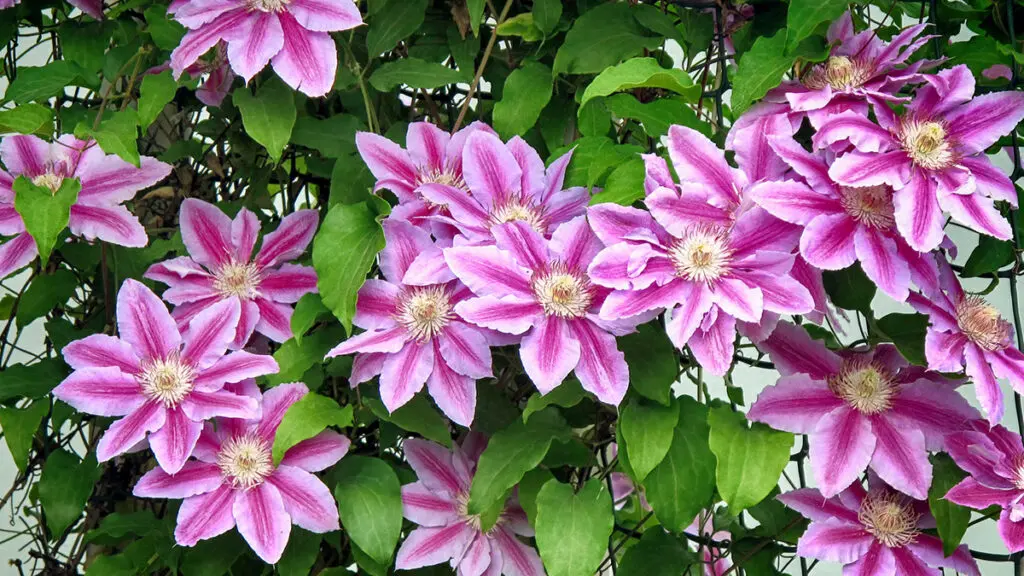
151;42;235;107
325;220;493;426
944;421;1024;552
748;322;978;499
53;279;279;473
686;514;732;576
817;64;1024;252
395;437;543;576
0;135;171;280
445;217;634;405
145;198;319;350
587;126;814;375
779;483;980;576
134;382;349;564
749;134;940;301
907;261;1024;423
169;0;362;98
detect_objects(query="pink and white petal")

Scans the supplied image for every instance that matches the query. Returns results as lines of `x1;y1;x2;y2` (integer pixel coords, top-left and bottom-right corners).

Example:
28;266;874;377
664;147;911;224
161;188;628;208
777;488;860;524
947;91;1024;155
53;367;144;417
491;221;550;272
62;334;140;374
666;125;739;205
254;209;318;269
181;297;241;368
729;113;791;181
269;16;336;97
180;389;261;421
711;277;763;324
462;131;523;209
326;325;410;357
453;296;543;335
280;430;350;472
939;189;1012;241
747;179;842;225
419;183;489;231
193;351;279;391
380;219;436;285
407;122;449;172
599;279;691;321
944;478;1016;510
570;318;629;406
893;171;946;252
889;547;941;576
587;243;673;291
443;245;534;298
380;341;434;413
908;535;980;576
267;465;340;532
507;136;546;200
259;264;318;304
401;481;460;527
766;135;834;191
888;383;979;450
809;406;876;498
813;111;895;152
664;284;715;350
999;510;1024;553
843;542;896;576
427;351;477;427
134;461;224;499
541;148;575;203
965;344;1005;423
255;382;309;440
922;329;967;373
404;438;466;493
855;227;910;302
438;322;492;379
586;203;663;246
395;523;476;570
868;417;931;500
149;407;204;474
800;213;859;270
355;132;417;185
796;521;874;564
520;316;581;395
68;204;147;248
404;248;456;286
116;279;182;361
741;271;814;315
97;401;167;462
646;187;733;236
493;526;546;576
728;207;802;257
249;297;293;343
350;352;386;385
460;533;493;576
747;374;842;434
0;204;25;236
174;485;238;546
0;233;37;280
960;155;1016;204
233;482;292;564
542;187;590;228
179;198;234;269
286;0;362;32
77;155;172;205
828;150;911;189
688;311;737;376
0;134;48;176
231;208;260;262
759;321;842;378
546;216;602;272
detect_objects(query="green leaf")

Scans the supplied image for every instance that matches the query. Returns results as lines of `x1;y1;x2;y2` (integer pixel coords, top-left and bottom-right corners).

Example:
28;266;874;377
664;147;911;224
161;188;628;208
369;58;467;91
268;326;344;385
580;58;698;109
822;263;876;313
642;396;716;532
13;176;80;264
367;0;428;56
494;61;553;139
929;453;971;557
604;93;709;139
621;397;679;482
290;293;331;343
748;487;806;542
0;358;68;401
39;449;100;536
0;103;54;135
292;114;363;158
963;235;1015;277
589;157;645;206
632;4;684;44
278;528;322;576
535;479;613;576
731;33;795;116
786;0;850;52
523;378;586;422
5;61;90;104
532;0;562;35
16;268;77;328
517;468;554;525
708;405;793;514
333;456;404;566
330;156;375;207
86;510;163;544
60;21;111;73
876;313;929;366
0;400;48;472
618;323;677;405
617;530;694;576
313;202;385;334
233;78;296;163
560;136;643;189
89;109;142;166
138;70;178;130
272;392;353;464
144;5;186;51
365;393;451;447
496;13;544;42
180;532;246;576
553;3;662;75
467;0;485;36
468;408;570;515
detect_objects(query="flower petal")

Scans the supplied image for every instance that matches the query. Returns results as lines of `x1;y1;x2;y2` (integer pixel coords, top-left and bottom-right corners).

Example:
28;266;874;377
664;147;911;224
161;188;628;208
520;316;580;395
944;478;1017;510
269;14;336;97
454;296;542;335
796;521;873;564
255;382;308;441
233;481;292;564
599;279;690;321
492;526;545;576
327;325;410;357
0;232;36;280
355;132;417;187
180;199;234;269
444;245;534;298
810;406;875;498
438;322;492;379
253;297;295;343
965;343;1004;423
799;213;858;270
68;203;148;248
999;510;1024;554
427;351;477;427
666;125;739;205
939;188;1012;241
258;264;318;304
134;461;224;499
688;310;736;376
748;373;842;434
401;481;460;527
268;465;340;533
0;134;48;176
868;416;930;499
174;485;238;546
492;221;549;272
404;438;468;493
855;227;910;302
829;150;911;189
380;341;433;413
777;488;860;524
77;155;172;205
62;334;141;374
893;170;946;252
462;131;522;209
747;179;842;225
193;351;280;391
286;0;362;32
664;283;715;350
843;540;895;576
181;389;261;421
181;297;241;368
149;407;204;474
97;401;167;462
395;523;476;570
53;367;144;417
569;318;628;406
280;430;350;472
947;91;1024;155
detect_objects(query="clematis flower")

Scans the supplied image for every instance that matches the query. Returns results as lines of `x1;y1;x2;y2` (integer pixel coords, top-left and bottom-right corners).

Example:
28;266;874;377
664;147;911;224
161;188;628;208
748;322;978;498
686;514;732;576
0;135;171;280
325;220;493;426
587;126;814;375
169;0;362;97
944;421;1024;552
779;483;980;576
145;198;319;350
150;42;235;107
816;64;1024;252
134;382;349;564
749;134;940;301
445;217;633;405
395;437;543;576
53;279;278;473
907;261;1024;423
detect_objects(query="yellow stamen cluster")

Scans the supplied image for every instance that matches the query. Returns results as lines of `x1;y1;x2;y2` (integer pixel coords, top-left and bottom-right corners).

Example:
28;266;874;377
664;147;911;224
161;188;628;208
956;296;1012;351
396;285;454;342
217;432;275;489
828;359;896;415
839;185;895;230
668;227;733;283
214;261;262;300
533;264;593;318
803;56;872;91
140;356;196;408
900;120;954;170
858;491;920;548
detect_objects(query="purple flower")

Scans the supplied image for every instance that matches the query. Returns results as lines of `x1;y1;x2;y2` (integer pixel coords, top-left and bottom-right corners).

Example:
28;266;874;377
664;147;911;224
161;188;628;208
0;135;171;280
685;514;732;576
151;42;235;107
588;126;814;375
445;217;633;405
53;279;279;473
779;483;980;576
169;0;362;97
145;198;319;349
134;382;349;564
944;421;1024;552
395;437;544;576
817;64;1024;251
748;322;978;498
326;220;493;426
749;134;940;301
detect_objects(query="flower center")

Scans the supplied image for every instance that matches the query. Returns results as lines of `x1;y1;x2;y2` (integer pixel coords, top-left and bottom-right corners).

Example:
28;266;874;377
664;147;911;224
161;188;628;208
828;359;895;414
214;261;262;300
858;491;920;548
667;227;733;283
803;56;872;90
956;296;1012;351
900;120;954;170
417;168;467;191
246;0;288;11
31;172;65;193
217;432;275;489
489;197;546;234
396;285;454;342
839;185;895;230
1012;456;1024;490
140;356;196;408
533;264;593;318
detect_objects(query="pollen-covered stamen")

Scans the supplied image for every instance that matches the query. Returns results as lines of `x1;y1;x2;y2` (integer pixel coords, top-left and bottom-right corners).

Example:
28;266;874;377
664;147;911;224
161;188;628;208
396;285;454;342
140;355;196;408
956;296;1013;351
214;261;262;300
533;263;594;318
246;0;289;12
489;197;547;234
1011;456;1024;490
840;185;895;230
858;491;920;548
417;167;468;192
31;172;65;193
900;120;954;170
668;227;733;283
217;432;275;490
803;56;872;91
828;359;896;414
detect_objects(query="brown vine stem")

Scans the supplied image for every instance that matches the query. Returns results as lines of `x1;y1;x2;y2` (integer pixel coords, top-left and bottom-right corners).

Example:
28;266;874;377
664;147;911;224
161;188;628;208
451;0;514;133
